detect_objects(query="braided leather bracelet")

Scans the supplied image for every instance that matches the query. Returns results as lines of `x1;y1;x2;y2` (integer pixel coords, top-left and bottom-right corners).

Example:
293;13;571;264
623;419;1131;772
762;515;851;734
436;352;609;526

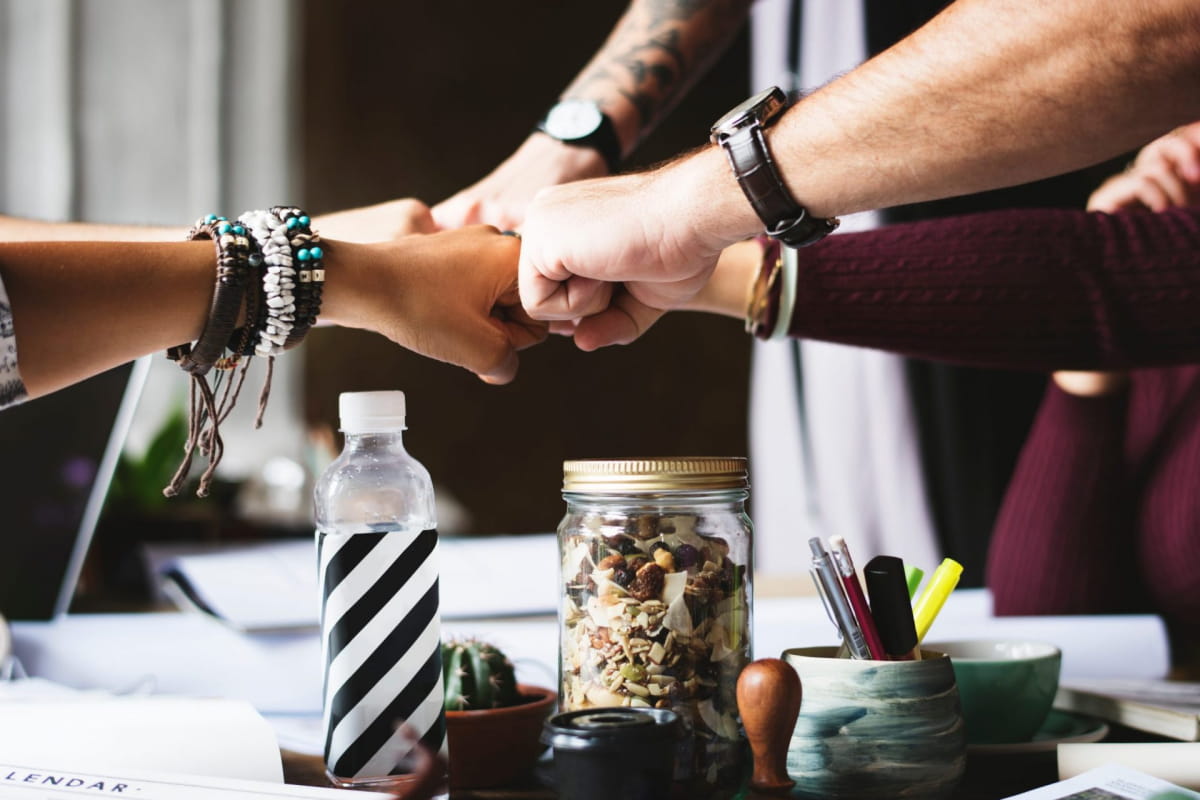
167;216;257;374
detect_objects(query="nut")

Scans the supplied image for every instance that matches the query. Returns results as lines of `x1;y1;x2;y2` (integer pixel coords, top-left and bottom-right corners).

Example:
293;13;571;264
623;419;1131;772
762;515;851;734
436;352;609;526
597;553;627;571
653;548;675;572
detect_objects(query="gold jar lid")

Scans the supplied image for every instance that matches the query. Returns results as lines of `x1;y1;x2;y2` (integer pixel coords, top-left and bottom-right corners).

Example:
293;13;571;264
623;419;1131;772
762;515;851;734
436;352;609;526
562;457;748;493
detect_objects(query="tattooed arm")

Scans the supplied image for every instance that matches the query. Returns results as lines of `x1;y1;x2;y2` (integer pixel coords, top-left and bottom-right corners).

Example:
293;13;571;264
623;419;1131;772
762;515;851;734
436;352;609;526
432;0;751;230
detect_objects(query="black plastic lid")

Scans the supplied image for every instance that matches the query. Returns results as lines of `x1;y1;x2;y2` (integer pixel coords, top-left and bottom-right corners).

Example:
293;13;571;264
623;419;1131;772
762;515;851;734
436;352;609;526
541;708;679;752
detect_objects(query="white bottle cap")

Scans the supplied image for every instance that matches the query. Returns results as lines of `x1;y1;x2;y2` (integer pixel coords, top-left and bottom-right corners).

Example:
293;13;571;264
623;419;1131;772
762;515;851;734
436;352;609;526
339;390;407;433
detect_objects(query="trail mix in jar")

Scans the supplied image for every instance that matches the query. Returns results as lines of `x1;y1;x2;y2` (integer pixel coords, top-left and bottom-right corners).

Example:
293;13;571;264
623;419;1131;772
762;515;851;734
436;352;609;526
560;511;750;785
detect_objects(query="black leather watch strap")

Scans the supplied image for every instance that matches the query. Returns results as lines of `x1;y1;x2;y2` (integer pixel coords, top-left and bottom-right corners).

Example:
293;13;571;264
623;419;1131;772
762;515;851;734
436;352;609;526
721;124;839;247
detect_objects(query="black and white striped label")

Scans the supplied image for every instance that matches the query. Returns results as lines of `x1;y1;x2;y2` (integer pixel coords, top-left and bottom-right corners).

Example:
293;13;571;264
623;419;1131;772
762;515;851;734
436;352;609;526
318;527;446;782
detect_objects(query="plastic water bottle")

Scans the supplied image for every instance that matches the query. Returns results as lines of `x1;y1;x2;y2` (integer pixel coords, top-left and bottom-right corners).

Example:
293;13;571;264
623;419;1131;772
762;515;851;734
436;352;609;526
313;390;446;792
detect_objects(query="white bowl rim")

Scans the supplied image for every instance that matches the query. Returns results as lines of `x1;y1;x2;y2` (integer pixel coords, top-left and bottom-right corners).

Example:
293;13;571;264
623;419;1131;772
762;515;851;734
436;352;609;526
922;639;1061;662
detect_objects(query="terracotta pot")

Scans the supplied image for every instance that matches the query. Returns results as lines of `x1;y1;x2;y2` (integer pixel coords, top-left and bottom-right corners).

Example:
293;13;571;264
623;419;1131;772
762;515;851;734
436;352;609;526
445;683;557;789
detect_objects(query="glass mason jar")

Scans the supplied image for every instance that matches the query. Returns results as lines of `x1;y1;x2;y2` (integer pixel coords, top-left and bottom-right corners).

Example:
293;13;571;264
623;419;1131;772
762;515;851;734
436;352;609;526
557;457;753;795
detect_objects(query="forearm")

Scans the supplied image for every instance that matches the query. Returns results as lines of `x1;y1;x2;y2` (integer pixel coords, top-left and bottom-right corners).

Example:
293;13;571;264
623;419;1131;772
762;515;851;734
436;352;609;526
0;214;185;241
0;241;213;396
560;0;752;154
0;238;393;397
687;206;1200;370
666;0;1200;245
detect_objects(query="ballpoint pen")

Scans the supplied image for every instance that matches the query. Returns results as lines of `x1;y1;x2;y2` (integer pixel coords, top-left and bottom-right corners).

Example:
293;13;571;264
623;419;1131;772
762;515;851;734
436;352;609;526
828;535;885;660
864;555;921;661
809;537;872;659
912;557;964;643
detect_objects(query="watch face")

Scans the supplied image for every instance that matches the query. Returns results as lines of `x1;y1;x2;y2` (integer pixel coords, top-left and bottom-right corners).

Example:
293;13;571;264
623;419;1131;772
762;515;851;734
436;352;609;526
710;86;787;139
544;99;603;141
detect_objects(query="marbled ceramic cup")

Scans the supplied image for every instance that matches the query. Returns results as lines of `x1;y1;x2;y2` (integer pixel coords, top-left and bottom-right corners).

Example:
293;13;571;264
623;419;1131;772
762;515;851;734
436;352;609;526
782;647;966;800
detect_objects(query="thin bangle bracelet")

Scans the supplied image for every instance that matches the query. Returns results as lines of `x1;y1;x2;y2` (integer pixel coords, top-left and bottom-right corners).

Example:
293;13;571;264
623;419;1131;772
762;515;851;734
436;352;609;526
770;245;798;341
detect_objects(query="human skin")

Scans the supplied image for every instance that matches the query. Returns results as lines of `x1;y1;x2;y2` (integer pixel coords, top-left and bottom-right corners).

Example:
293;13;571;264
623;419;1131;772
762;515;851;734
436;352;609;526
518;0;1200;350
0;198;437;243
0;225;543;398
431;0;751;231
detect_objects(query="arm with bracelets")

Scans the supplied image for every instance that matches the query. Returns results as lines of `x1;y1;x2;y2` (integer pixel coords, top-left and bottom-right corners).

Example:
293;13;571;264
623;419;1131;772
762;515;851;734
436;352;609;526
0;210;545;493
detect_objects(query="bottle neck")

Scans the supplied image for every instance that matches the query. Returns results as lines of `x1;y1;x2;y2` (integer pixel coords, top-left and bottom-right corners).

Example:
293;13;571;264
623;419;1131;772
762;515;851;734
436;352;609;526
342;429;407;452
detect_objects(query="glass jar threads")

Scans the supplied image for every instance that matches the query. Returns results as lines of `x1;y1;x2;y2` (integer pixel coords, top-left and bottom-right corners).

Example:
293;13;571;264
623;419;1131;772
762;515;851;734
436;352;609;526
557;457;753;795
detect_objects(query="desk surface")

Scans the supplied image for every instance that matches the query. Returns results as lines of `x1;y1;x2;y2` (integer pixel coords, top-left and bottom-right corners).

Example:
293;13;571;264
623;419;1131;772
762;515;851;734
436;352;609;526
278;742;1091;799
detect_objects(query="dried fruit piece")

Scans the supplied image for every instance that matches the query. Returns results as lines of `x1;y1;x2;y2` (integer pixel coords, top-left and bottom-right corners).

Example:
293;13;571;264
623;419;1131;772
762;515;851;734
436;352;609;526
674;543;701;569
629;562;665;601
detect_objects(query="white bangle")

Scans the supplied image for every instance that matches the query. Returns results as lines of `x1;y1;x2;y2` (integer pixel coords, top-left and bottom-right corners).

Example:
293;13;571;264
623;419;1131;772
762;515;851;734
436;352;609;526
770;245;798;341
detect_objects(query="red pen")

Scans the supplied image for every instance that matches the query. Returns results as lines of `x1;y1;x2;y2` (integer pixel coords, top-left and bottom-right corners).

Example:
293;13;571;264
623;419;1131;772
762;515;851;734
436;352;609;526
829;536;886;660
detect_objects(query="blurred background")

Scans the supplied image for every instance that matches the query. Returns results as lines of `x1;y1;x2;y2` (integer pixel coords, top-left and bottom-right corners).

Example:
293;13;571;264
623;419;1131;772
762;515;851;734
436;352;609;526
0;0;753;604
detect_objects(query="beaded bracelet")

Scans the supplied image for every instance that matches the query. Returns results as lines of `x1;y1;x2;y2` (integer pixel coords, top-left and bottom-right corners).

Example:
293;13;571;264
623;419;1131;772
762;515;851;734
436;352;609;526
237;209;296;357
271;206;324;350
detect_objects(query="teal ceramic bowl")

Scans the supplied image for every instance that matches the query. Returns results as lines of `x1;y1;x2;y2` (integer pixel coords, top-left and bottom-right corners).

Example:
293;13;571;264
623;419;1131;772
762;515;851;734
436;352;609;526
783;647;966;800
926;640;1061;745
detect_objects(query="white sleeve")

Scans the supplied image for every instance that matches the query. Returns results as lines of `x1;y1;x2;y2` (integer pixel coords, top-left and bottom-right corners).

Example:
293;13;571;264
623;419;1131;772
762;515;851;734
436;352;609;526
0;271;29;409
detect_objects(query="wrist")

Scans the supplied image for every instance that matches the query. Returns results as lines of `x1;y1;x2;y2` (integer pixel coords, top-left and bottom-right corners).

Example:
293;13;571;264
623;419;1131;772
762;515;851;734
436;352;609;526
523;132;611;179
684;238;763;317
319;239;373;329
1052;371;1130;397
658;145;762;251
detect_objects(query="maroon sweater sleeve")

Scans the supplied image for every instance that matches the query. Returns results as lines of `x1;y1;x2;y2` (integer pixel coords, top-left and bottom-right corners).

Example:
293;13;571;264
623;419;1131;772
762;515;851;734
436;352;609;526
787;206;1200;371
986;383;1139;615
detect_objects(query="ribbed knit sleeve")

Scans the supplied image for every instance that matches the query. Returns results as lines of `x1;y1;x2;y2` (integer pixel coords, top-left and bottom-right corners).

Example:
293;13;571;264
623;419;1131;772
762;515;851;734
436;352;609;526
986;382;1140;615
788;206;1200;371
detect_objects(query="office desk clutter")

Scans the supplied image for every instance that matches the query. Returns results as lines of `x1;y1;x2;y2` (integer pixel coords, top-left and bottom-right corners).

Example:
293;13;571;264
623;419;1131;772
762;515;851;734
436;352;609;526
5;410;1194;800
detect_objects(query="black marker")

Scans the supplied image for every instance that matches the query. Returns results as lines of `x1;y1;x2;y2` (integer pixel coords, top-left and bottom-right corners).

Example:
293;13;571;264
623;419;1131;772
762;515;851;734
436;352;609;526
864;555;922;661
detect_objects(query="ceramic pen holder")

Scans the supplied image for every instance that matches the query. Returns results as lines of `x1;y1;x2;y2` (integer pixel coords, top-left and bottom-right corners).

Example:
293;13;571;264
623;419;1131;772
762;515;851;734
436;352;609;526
782;647;966;800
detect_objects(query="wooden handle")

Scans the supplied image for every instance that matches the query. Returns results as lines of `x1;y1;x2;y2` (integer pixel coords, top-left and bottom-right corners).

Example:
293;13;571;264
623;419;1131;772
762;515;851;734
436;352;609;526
737;658;802;793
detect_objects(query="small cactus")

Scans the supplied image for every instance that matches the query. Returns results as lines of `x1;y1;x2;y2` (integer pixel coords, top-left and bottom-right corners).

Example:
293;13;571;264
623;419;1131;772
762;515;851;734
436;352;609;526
442;637;521;711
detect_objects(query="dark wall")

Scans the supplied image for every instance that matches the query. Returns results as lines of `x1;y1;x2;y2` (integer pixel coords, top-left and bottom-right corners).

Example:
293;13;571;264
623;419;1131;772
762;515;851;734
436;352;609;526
301;1;753;534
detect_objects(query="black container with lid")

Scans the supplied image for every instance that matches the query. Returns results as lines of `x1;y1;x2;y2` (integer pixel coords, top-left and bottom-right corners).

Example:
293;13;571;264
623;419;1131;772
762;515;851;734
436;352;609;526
542;707;680;800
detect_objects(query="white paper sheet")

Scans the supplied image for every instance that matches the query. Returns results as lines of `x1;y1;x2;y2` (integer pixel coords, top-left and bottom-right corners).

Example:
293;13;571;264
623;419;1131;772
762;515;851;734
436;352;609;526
0;695;282;783
11;613;324;714
147;533;558;631
0;763;390;799
1058;744;1200;789
1004;763;1199;799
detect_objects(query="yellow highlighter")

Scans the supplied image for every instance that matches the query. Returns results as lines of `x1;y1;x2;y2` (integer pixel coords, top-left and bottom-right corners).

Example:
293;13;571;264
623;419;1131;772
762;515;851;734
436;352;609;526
912;557;963;643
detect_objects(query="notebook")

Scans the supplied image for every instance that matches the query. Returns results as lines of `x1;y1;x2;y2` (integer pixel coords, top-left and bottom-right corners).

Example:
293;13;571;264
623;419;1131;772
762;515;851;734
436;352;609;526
1055;679;1200;741
0;356;150;620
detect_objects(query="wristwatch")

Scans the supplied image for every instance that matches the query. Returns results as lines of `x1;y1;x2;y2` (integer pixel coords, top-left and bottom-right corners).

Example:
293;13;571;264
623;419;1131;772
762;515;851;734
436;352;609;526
710;86;839;247
537;99;622;174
